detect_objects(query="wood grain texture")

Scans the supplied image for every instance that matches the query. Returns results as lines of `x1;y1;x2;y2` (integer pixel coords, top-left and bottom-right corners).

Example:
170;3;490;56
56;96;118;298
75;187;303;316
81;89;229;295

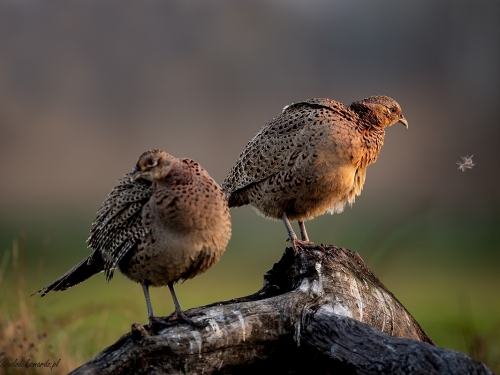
70;245;494;375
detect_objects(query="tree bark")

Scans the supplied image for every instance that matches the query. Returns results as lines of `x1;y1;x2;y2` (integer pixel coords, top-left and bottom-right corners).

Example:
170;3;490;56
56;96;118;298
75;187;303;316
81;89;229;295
70;245;494;375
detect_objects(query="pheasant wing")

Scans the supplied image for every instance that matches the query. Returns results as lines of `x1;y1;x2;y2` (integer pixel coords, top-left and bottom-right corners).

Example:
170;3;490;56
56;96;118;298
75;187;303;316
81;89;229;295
87;174;152;280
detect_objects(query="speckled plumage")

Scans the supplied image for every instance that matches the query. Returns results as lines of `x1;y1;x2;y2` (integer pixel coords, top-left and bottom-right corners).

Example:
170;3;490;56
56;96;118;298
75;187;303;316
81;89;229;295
34;150;232;320
222;96;407;247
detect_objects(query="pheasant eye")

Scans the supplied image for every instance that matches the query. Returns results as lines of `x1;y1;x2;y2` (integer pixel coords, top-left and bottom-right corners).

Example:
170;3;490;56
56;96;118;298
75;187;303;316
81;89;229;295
147;160;158;167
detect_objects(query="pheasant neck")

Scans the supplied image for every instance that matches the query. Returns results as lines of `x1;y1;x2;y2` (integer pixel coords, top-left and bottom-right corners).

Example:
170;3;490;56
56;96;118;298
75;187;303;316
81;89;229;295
359;126;385;167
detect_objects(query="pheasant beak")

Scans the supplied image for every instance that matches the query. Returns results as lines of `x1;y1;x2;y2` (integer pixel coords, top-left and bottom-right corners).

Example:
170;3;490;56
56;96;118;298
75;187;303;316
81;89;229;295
130;166;143;181
398;116;408;128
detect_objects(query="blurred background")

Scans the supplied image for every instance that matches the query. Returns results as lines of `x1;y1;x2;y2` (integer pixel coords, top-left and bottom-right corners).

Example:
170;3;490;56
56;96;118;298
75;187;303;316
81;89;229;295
1;0;499;372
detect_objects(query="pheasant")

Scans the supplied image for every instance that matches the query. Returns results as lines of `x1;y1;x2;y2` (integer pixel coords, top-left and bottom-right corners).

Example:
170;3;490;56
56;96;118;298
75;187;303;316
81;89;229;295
222;95;407;252
34;150;232;324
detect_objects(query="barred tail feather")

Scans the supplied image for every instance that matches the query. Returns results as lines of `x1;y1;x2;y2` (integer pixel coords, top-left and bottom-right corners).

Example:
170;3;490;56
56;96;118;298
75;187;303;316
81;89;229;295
32;251;105;297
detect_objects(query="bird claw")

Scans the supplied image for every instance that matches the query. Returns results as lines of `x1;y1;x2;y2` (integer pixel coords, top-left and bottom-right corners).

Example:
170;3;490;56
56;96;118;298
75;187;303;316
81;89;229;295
147;309;207;333
148;316;169;328
167;310;195;324
146;312;201;334
298;240;315;247
287;237;316;255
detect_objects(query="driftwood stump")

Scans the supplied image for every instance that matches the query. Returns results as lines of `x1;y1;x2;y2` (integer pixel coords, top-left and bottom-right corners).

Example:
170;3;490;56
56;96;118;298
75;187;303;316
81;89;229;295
71;245;494;375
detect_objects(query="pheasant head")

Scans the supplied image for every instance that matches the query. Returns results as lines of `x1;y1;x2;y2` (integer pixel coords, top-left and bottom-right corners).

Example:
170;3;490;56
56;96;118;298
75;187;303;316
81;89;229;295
351;95;408;128
130;149;175;182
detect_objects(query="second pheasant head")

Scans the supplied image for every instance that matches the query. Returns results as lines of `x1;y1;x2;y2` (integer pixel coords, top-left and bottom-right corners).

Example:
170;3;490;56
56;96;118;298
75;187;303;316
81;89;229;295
130;149;175;182
350;95;408;128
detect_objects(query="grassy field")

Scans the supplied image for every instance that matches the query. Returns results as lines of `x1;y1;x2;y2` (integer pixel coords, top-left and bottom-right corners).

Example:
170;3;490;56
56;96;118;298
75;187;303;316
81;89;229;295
1;202;499;373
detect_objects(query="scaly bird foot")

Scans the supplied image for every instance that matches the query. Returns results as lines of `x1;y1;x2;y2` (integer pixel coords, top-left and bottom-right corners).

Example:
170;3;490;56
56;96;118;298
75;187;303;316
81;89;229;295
147;310;207;332
286;237;316;255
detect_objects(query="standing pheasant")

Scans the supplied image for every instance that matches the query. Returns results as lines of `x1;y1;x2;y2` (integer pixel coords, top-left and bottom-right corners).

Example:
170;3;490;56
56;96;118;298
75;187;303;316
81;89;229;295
222;95;407;252
34;150;232;324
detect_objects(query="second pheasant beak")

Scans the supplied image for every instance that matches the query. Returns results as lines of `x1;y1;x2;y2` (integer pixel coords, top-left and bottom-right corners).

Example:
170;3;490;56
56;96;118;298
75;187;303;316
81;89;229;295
130;166;142;182
399;117;408;128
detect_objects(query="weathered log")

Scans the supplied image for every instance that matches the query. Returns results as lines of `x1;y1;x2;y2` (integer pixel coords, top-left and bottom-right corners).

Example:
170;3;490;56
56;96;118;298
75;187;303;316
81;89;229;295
70;245;494;375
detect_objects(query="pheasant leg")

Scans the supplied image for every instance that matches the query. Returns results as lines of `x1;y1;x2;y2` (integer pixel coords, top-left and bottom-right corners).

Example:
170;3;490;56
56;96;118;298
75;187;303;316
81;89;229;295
282;213;302;254
298;220;309;241
142;282;155;319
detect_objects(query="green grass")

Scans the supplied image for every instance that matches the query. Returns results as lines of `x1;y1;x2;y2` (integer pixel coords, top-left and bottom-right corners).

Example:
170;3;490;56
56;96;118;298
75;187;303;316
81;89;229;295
1;202;499;372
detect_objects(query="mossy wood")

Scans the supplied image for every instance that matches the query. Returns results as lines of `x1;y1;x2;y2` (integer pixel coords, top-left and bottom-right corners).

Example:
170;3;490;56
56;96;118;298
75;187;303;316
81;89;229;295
70;245;493;375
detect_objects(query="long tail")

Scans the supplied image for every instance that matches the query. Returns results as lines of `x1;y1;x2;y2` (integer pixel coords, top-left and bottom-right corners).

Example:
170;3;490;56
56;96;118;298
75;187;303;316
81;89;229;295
32;251;105;297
